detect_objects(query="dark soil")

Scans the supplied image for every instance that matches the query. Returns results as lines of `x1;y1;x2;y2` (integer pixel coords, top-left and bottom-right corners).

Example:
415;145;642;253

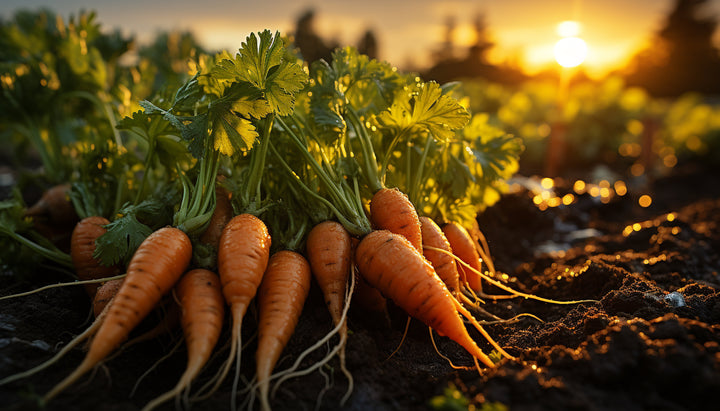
2;162;719;411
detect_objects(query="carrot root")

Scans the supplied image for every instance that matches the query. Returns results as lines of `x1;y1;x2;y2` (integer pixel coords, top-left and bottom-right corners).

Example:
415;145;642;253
195;213;271;407
268;271;356;403
43;226;192;403
256;250;311;411
370;188;422;252
355;230;496;368
141;269;224;411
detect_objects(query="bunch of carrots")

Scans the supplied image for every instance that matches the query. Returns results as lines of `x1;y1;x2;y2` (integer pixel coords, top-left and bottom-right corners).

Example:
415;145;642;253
0;30;588;411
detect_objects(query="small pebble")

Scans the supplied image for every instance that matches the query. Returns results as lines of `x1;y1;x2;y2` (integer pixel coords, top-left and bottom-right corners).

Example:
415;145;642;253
664;291;686;307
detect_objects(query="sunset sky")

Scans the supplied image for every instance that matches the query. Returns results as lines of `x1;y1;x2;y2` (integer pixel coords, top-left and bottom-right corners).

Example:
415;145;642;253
3;0;720;77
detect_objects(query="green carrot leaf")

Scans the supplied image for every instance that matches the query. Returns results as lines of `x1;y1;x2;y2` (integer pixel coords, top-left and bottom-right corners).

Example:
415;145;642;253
209;107;257;157
94;211;153;266
212;30;307;116
377;81;470;141
94;194;175;266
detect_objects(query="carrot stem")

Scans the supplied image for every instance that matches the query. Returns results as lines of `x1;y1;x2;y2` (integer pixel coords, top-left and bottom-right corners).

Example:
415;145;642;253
0;228;73;269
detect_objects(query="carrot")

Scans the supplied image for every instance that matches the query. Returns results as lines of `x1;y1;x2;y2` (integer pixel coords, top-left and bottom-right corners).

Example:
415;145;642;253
142;269;224;411
71;216;121;298
306;221;351;329
25;183;78;227
423;218;502;321
200;213;271;404
305;220;354;403
419;216;460;296
43;226;192;402
92;278;124;318
466;219;499;292
256;250;312;411
114;298;181;355
369;188;422;252
355;230;511;368
199;181;233;249
442;222;483;293
349;235;388;316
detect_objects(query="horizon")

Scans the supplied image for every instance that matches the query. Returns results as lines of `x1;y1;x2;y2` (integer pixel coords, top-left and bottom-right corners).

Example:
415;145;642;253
2;1;720;78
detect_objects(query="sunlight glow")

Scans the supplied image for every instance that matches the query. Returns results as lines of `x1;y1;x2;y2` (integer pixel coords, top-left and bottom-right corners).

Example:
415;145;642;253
554;37;587;68
557;21;581;37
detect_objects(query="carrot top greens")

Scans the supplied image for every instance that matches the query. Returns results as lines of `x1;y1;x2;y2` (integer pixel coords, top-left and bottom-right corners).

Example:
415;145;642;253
0;13;534;410
1;14;521;274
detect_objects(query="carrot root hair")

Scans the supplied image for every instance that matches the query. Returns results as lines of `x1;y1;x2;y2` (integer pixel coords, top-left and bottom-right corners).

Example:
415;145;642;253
268;270;356;403
141;269;224;411
355;230;496;368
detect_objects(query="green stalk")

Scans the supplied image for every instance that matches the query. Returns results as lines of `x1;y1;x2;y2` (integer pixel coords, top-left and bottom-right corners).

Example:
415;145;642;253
134;136;156;205
268;142;363;235
408;135;434;208
174;148;220;236
378;127;409;187
346;108;382;192
242;115;275;212
276;116;371;236
0;229;73;269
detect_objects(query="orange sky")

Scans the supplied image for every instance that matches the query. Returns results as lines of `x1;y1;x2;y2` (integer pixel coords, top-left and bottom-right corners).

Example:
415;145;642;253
3;0;719;77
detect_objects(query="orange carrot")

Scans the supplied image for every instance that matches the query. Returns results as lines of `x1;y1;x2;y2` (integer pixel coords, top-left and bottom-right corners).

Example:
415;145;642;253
199;182;233;249
424;219;501;321
25;183;78;227
142;269;224;411
71;216;120;298
92;278;123;318
305;220;354;403
43;226;193;402
466;219;497;284
442;222;483;293
306;221;351;328
369;188;422;252
355;230;501;368
419;216;460;296
203;213;271;403
352;271;388;314
256;250;311;411
349;236;387;314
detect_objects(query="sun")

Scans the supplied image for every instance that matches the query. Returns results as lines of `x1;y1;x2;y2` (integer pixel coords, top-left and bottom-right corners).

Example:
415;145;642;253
554;37;588;68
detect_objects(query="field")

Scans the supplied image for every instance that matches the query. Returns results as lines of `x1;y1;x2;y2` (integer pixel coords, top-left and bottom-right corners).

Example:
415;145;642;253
1;9;720;411
2;160;719;411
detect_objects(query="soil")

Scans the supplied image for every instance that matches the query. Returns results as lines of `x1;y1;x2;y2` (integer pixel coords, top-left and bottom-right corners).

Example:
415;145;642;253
1;161;719;411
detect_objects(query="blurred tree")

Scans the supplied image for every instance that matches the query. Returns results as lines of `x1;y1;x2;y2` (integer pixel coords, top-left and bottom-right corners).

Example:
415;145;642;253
432;15;456;63
467;14;494;65
624;0;720;97
293;9;338;64
423;13;526;85
357;29;379;60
